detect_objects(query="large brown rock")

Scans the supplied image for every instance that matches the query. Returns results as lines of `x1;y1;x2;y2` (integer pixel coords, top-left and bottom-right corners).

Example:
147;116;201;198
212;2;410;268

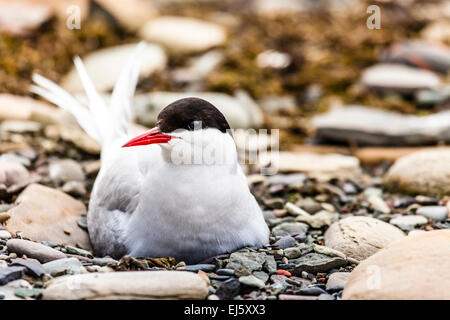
43;271;209;300
343;230;450;300
384;148;450;195
324;216;405;261
3;184;90;249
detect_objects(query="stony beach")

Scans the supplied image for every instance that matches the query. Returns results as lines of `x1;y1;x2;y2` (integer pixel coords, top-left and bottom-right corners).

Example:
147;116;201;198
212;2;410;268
0;0;449;300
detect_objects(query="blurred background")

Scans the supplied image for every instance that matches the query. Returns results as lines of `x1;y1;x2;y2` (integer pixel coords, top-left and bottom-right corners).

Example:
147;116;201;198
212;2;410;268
0;0;449;170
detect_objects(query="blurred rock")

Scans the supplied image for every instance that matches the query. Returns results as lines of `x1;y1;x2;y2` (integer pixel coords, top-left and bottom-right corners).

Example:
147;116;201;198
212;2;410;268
384;148;450;195
253;0;307;17
0;94;72;125
421;21;450;43
343;230;450;299
269;152;360;181
258;95;297;114
139;16;227;53
0;160;30;196
49;159;85;185
4;184;90;249
361;63;441;93
324;216;405;261
61;42;167;93
43;271;209;300
256;50;291;69
45;124;101;154
94;0;157;31
389;215;428;232
133;91;263;129
6;239;66;263
296;210;335;228
313;106;450;146
0;120;41;133
172;50;224;83
380;40;450;74
0;0;51;35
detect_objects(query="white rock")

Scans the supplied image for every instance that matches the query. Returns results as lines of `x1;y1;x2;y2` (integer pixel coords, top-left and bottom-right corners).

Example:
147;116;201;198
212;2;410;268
0;230;11;240
361;63;441;93
389;215;428;231
61;42;167;93
266;152;360;182
139;16;227;53
324;216;405;261
43;271;209;300
0;0;51;35
94;0;157;31
384;148;450;196
49;159;85;184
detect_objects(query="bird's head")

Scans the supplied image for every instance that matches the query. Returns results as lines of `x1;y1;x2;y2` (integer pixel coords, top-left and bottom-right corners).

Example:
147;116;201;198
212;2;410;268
122;97;236;165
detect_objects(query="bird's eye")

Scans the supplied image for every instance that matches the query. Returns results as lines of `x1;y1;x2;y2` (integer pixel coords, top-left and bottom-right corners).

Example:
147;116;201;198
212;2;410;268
188;120;202;130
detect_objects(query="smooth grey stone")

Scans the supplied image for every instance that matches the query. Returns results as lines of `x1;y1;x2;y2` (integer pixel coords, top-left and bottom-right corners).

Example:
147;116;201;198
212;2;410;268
290;253;347;275
0;266;25;285
417;206;448;221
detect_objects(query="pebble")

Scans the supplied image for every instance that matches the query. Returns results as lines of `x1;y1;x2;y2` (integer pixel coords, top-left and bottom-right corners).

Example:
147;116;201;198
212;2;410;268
216;269;235;276
43;271;209;300
14;287;43;299
278;294;317;300
416;206;448;222
42;257;83;275
263;255;277;275
139;16;227;54
273;236;296;249
62;181;87;197
91;257;118;267
215;278;240;300
239;275;265;289
0;230;11;240
185;264;216;273
296;198;322;214
272;222;308;237
317;293;335;300
296;210;335;228
290;253;347;275
0;266;25;285
385;149;450;196
6;239;66;263
65;246;93;259
324;216;405;261
389;215;428;232
226;252;266;275
326;272;350;290
298;286;328;296
283;247;302;259
10;258;45;277
49;159;85;185
0;120;41;133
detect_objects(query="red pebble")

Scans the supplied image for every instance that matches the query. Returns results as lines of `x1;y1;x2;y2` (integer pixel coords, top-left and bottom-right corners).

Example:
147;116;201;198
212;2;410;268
277;270;291;277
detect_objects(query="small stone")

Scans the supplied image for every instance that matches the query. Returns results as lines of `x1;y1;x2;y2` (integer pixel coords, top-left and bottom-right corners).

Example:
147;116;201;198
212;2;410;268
49;159;85;185
185;264;216;273
278;294;317;300
252;271;269;283
390;215;428;232
263;255;277;275
226;252;266;274
284;247;302;259
239;275;265;289
0;230;11;240
216;277;240;300
290;253;347;275
298;286;328;296
274;236;296;249
366;195;391;214
312;244;347;259
416;206;448;222
139;16;227;54
296;210;335;228
326;272;350;290
324;216;405;261
6;239;66;263
42;271;209;300
91;257;118;267
62;181;87;197
0;266;25;285
65;246;93;259
10;258;45;277
285;203;311;217
317;293;335;300
296;198;322;214
14;287;43;299
272;222;308;237
216;269;235;276
1;120;41;133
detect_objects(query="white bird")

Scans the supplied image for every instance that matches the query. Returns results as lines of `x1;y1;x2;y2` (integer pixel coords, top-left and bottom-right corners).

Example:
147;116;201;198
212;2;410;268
30;43;269;264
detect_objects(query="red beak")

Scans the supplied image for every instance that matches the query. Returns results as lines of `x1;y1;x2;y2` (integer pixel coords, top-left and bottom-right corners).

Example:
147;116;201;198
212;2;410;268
122;127;173;148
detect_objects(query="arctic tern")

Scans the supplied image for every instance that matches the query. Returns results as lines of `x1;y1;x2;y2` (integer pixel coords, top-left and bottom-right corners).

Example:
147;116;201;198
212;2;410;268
30;43;269;264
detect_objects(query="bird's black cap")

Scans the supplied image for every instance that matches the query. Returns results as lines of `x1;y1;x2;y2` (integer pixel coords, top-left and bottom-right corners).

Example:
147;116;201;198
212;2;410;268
157;97;231;133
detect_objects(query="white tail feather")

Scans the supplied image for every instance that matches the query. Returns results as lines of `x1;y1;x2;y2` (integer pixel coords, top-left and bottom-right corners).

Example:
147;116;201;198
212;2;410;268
30;42;146;150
